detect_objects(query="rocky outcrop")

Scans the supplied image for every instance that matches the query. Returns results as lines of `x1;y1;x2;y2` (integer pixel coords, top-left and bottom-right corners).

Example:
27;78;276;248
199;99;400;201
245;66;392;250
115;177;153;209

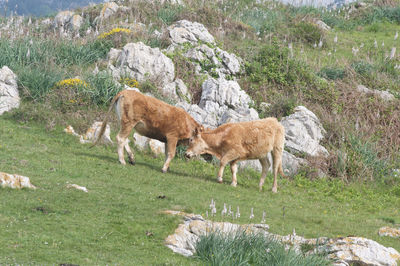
378;227;400;238
356;85;395;102
161;79;192;103
64;122;113;144
164;211;400;266
168;20;215;45
177;78;258;128
133;133;165;157
281;106;328;157
109;42;175;87
67;184;88;193
0;66;20;115
0;172;36;189
53;11;83;32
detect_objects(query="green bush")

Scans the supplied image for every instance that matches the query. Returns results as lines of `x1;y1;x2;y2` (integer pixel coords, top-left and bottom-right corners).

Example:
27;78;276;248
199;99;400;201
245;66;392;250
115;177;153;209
351;61;373;76
317;66;346;80
157;4;183;25
238;8;282;35
195;230;330;265
291;21;324;46
85;71;123;106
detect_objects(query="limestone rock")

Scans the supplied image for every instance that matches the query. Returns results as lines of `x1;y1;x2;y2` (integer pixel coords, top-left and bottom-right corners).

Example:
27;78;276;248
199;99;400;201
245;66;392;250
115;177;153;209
112;42;175;87
378;227;400;238
161;79;192;102
67;184;88;193
200;78;252;111
0;172;36;189
315;237;400;266
107;48;122;63
281;106;328;157
149;139;165;157
164;211;400;266
314;19;331;31
239;151;306;176
0;66;20;115
357;85;395;101
99;2;120;20
168;20;215;45
53;11;74;28
68;15;83;32
133;133;165;157
175;101;218;128
64;122;112;144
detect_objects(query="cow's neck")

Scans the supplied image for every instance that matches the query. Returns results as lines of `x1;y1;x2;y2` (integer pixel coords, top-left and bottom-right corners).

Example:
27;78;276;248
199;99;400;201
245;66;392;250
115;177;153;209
201;131;223;159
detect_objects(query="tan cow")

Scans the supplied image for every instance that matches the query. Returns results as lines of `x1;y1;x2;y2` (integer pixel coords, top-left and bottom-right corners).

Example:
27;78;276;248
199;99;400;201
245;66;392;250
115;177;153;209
185;118;285;193
93;89;203;172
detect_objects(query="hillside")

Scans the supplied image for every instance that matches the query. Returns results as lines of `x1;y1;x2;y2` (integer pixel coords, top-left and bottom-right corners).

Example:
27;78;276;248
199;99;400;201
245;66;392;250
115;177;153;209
0;0;400;264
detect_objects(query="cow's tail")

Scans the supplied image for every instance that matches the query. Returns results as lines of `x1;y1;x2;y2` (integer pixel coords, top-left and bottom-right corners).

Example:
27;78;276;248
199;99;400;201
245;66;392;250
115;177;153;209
90;93;122;148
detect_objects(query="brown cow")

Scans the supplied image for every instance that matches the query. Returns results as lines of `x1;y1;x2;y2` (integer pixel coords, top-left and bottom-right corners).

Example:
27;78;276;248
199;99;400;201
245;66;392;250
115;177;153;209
93;89;203;172
185;118;285;193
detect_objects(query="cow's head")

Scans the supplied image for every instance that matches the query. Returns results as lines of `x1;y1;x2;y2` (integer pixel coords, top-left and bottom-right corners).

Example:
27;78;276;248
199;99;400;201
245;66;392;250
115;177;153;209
185;126;206;158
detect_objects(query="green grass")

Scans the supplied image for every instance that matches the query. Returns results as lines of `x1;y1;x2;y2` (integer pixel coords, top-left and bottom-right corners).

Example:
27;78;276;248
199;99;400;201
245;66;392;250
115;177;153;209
0;116;399;264
195;231;330;265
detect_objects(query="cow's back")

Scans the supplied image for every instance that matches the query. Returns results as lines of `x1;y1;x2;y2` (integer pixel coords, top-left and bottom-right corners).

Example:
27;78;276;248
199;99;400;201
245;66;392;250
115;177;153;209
217;118;284;159
119;90;197;142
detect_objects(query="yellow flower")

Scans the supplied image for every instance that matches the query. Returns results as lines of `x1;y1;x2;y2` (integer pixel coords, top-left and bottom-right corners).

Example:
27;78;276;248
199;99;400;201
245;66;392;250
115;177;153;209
54;78;88;89
98;28;132;39
120;77;139;88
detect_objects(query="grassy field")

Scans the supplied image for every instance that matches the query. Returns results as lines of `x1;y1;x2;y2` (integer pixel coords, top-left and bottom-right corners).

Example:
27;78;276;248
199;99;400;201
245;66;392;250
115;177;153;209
1;115;399;264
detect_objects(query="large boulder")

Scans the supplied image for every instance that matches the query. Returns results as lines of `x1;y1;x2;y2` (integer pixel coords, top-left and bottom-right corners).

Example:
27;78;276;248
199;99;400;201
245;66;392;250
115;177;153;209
0;172;36;189
111;42;175;87
239;151;307;176
356;84;395;102
99;2;120;20
0;66;20;115
53;11;82;32
281;106;328;157
168;20;215;45
161;79;192;103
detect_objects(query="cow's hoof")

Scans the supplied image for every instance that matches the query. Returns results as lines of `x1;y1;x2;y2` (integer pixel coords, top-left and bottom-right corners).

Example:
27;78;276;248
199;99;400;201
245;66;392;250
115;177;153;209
271;187;278;193
230;182;237;187
119;160;126;165
217;177;223;184
161;168;168;173
259;187;263;192
129;160;135;165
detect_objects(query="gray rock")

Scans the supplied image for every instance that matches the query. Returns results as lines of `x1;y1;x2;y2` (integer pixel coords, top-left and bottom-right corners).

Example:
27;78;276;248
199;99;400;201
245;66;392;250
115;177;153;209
357;84;395;101
200;78;252;111
68;14;83;32
239;151;306;176
176;101;218;128
133;133;165;157
162;79;192;102
0;172;36;189
217;50;242;75
112;42;175;87
53;11;74;29
99;2;120;20
378;227;400;238
107;48;122;63
0;66;19;115
168;20;215;45
281;106;328;157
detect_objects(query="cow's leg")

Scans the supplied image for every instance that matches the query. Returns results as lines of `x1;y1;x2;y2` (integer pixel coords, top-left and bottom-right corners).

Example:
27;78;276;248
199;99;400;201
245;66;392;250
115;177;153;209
124;141;135;165
217;152;237;184
230;159;239;187
271;148;283;193
116;123;135;165
162;137;178;173
258;156;270;191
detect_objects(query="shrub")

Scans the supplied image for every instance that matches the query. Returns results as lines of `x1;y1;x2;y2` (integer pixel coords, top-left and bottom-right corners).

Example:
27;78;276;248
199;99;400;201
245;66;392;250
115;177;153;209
351;61;373;76
317;66;346;80
157;4;183;25
238;8;282;35
195;230;330;265
291;21;325;46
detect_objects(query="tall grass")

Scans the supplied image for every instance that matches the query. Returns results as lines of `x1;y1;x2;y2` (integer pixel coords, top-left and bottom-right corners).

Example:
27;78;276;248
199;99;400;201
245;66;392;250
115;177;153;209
195;231;330;266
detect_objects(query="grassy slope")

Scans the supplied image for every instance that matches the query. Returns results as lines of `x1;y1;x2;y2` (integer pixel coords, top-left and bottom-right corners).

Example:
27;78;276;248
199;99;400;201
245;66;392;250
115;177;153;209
1;115;399;264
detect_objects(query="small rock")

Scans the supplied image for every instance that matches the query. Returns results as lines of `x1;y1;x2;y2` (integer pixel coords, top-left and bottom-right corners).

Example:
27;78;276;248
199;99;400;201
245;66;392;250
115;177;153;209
378;226;400;238
67;184;88;193
0;172;36;189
